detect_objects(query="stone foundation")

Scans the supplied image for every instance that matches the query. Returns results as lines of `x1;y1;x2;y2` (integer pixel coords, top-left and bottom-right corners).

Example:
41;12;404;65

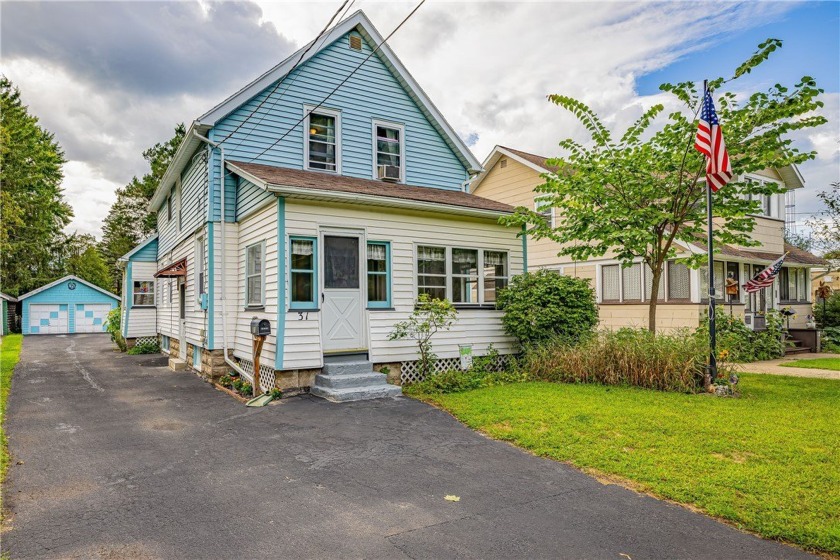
197;349;229;381
374;362;403;385
274;369;318;392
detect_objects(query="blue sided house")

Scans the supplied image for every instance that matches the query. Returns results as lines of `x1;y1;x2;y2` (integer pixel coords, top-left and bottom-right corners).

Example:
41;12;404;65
120;10;523;401
19;276;119;335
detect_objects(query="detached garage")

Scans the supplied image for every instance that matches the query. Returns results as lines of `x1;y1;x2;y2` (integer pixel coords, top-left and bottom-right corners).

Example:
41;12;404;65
19;276;119;335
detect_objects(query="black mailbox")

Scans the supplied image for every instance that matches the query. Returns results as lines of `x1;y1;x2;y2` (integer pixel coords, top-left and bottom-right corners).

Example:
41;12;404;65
250;318;271;337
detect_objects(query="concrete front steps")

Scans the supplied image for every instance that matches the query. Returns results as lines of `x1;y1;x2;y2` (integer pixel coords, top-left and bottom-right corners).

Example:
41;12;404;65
310;360;401;402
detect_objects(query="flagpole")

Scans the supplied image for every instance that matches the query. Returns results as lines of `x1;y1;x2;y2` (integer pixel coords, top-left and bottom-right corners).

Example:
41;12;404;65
704;78;717;391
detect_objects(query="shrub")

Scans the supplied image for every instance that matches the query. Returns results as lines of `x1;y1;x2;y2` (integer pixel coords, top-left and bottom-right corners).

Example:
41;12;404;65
814;291;840;328
388;294;457;380
105;307;126;352
496;270;597;345
404;344;527;395
696;306;784;362
127;341;160;355
521;329;706;392
822;326;840;353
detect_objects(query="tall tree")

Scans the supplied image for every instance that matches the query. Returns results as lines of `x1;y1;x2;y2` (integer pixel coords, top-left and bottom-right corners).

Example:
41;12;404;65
0;78;73;296
807;182;840;258
100;123;185;292
52;233;112;291
502;39;826;332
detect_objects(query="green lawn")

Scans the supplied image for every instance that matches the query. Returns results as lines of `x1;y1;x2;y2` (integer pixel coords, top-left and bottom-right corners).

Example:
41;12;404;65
780;357;840;371
409;374;840;554
1;334;23;484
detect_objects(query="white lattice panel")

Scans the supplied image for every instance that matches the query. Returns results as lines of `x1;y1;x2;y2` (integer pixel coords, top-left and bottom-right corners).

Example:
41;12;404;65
237;358;276;393
400;355;512;384
135;336;158;346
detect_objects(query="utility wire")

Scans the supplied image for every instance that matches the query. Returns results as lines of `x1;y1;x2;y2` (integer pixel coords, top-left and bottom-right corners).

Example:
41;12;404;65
217;0;353;146
244;0;427;165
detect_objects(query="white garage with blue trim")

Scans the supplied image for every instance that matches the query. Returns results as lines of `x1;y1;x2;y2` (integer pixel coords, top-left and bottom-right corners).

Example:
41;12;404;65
19;276;120;335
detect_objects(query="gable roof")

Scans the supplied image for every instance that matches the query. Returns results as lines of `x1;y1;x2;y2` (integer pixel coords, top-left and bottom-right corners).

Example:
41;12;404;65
118;234;159;263
149;10;479;213
227;161;513;217
470;145;558;192
18;275;120;302
0;293;17;303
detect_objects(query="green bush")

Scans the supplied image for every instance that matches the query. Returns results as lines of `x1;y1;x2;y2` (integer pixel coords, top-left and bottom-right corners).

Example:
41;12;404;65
697;306;784;362
126;341;160;355
496;270;597;345
814;291;840;328
105;307;126;352
404;345;527;394
521;329;706;392
821;326;840;353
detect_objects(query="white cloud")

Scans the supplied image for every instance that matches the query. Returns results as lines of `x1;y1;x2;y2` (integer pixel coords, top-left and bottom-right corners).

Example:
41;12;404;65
61;161;123;237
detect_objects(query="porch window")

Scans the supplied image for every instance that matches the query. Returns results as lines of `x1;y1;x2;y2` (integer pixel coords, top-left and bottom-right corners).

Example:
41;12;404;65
417;246;446;300
601;264;620;302
451;249;479;304
245;242;264;307
667;261;690;301
699;261;725;301
290;237;317;309
622;264;642;302
780;267;809;302
133;281;155;307
725;261;740;302
483;251;508;303
305;109;339;172
367;242;391;308
643;264;665;301
797;268;807;301
374;122;403;181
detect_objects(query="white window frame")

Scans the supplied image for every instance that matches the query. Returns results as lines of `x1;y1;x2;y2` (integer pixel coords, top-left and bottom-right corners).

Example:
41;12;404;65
745;175;782;219
534;196;555;228
371;119;405;183
132;280;155;308
194;235;206;303
303;105;341;174
414;244;509;306
245;241;266;308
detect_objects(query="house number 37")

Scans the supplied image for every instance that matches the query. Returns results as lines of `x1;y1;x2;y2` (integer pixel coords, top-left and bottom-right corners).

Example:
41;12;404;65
297;312;310;321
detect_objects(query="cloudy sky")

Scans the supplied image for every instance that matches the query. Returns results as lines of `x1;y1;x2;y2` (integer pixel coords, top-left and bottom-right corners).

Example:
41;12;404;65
2;1;838;238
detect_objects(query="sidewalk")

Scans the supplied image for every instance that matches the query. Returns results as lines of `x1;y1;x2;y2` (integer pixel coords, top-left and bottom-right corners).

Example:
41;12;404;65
737;353;840;380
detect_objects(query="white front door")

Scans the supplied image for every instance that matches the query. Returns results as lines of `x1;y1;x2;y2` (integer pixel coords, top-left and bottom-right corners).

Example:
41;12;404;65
321;233;365;353
75;304;111;333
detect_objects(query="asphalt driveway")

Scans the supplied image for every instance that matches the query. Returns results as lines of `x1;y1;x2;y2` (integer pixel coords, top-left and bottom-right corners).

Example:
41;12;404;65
3;335;813;559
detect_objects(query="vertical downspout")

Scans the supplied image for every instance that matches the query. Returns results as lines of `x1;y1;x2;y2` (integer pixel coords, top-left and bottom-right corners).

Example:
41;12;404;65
192;130;248;379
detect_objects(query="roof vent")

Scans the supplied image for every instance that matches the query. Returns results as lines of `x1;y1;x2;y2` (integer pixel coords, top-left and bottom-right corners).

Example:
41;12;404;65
500;158;507;168
349;35;362;51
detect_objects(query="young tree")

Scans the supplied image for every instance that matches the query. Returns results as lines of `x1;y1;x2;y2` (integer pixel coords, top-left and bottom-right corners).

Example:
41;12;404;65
502;39;826;332
100;123;185;292
388;294;457;380
0;78;73;296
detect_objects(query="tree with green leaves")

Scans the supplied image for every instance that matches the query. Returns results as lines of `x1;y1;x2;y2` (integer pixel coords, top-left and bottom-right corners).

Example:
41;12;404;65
100;123;185;292
0;78;73;296
388;294;457;381
502;39;826;333
52;233;112;291
807;182;840;258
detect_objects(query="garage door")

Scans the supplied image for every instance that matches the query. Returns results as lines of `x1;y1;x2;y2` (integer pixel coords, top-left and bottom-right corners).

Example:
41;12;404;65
75;304;111;333
29;304;69;334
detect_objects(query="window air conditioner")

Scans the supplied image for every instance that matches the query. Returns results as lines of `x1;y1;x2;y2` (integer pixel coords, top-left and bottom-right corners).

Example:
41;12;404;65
377;165;400;182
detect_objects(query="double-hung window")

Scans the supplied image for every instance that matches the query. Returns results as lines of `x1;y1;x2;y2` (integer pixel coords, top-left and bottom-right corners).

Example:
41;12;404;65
305;107;340;173
373;121;404;182
780;267;809;302
166;195;172;222
195;236;206;302
290;237;317;309
416;246;509;305
366;242;391;308
133;281;155;307
245;242;265;307
534;197;555;227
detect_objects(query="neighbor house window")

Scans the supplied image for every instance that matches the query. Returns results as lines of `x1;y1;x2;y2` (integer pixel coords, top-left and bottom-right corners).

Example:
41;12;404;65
305;107;339;172
373;122;404;181
601;264;620;302
643;264;665;301
416;246;508;305
245;242;264;307
534;197;554;227
133;281;155;307
366;242;391;308
195;236;206;302
290;237;317;309
667;261;690;301
483;251;508;303
622;264;642;302
780;267;809;302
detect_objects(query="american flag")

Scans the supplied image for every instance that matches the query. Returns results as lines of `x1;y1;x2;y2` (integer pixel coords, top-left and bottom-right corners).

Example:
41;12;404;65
743;254;786;294
695;90;733;192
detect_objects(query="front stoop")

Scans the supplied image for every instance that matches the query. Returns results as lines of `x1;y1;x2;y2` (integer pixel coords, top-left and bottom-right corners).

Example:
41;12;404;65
310;360;401;402
168;357;188;372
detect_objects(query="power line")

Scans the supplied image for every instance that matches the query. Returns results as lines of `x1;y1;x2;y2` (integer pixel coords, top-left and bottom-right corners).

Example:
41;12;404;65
244;0;427;165
217;0;354;147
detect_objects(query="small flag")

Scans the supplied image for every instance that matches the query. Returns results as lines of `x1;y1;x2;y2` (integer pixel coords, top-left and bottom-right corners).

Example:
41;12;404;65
743;254;786;294
695;90;733;192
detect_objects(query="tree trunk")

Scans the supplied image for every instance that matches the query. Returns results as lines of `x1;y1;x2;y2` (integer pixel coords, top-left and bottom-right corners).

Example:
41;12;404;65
647;262;664;334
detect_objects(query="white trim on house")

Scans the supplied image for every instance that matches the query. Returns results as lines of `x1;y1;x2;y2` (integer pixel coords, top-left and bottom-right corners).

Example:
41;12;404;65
18;275;119;301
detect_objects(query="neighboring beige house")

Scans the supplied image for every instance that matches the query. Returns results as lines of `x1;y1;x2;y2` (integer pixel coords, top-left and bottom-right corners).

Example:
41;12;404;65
471;145;825;332
811;261;840;302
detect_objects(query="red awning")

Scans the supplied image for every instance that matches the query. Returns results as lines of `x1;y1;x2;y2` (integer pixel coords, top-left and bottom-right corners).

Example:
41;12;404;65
154;258;187;278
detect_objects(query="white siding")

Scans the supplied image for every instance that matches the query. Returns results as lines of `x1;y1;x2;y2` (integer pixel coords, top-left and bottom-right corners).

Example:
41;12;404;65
156;226;208;348
125;261;158;338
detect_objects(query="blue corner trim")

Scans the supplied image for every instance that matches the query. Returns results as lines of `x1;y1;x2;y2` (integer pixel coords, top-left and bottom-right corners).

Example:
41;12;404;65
521;224;528;274
207;222;215;348
123;262;132;338
275;197;286;370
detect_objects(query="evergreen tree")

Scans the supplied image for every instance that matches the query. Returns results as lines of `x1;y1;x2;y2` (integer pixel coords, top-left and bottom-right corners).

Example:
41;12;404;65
0;78;73;296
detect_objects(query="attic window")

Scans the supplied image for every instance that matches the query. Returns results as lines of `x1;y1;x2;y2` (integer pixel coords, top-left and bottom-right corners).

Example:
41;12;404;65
500;159;508;168
349;35;362;51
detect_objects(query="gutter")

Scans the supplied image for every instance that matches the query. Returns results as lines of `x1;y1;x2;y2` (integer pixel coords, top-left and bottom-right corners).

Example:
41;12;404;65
191;130;249;381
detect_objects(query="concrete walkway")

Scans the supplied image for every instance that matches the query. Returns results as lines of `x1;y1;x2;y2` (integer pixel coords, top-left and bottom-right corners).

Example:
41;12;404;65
737;352;840;380
3;335;816;559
